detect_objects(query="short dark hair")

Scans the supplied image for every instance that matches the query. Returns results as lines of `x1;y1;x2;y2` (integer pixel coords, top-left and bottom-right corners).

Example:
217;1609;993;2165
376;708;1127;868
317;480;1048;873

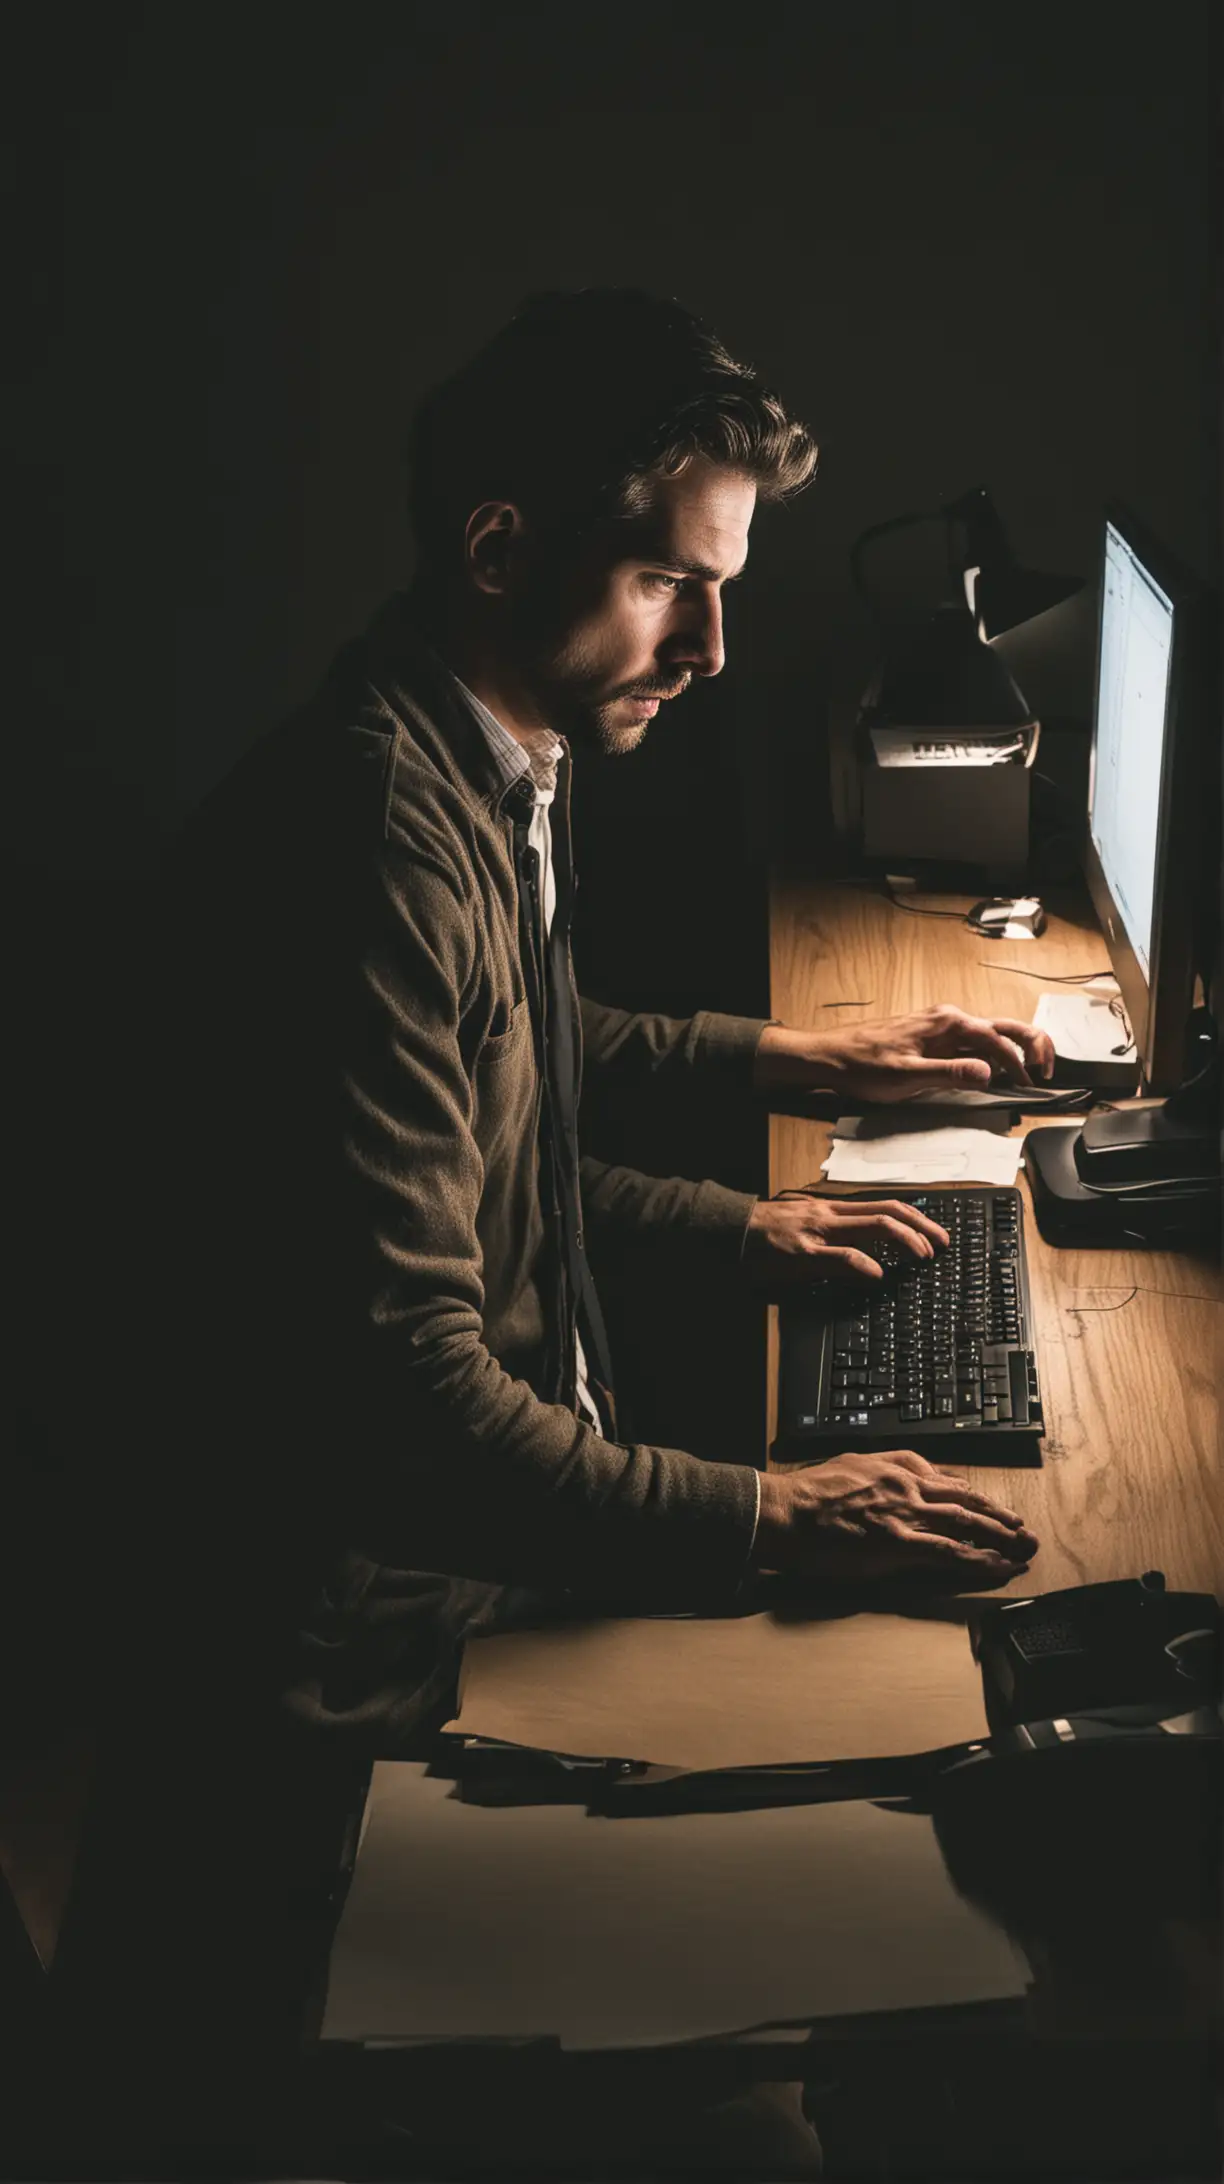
407;288;818;581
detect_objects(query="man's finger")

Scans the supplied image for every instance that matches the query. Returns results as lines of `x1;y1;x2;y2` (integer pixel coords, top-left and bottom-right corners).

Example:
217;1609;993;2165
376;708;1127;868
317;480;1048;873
828;1198;950;1247
833;1213;933;1259
988;1017;1056;1081
909;1503;1034;1557
807;1244;885;1282
899;1054;993;1089
917;1479;1029;1528
952;1019;1035;1085
890;1524;1031;1572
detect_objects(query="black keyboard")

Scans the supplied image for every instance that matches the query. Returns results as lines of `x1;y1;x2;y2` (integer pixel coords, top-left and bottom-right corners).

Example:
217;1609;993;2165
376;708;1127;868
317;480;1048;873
775;1187;1044;1458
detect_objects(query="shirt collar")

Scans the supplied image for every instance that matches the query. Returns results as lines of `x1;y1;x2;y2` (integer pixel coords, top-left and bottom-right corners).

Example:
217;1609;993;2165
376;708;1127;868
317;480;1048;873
438;659;564;805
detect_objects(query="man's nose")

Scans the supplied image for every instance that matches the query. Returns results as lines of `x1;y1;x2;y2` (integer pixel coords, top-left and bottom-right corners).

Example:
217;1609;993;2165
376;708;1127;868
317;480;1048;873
668;591;725;679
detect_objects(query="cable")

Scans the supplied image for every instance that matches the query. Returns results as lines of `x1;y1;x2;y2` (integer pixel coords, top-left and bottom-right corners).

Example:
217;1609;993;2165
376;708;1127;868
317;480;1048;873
1065;1284;1223;1313
882;889;969;922
840;875;975;923
978;963;1114;981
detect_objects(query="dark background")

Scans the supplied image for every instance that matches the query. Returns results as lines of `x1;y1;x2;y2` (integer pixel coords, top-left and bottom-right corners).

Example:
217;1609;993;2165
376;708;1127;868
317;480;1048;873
1;16;1219;2155
11;0;1217;877
8;1;1218;1465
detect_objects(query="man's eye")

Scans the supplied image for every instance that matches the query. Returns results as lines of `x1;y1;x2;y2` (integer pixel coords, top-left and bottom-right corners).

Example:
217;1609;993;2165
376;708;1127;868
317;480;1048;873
643;572;683;593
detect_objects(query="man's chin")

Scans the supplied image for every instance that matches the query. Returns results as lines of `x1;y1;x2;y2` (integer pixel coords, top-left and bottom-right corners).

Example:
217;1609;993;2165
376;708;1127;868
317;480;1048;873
565;702;652;758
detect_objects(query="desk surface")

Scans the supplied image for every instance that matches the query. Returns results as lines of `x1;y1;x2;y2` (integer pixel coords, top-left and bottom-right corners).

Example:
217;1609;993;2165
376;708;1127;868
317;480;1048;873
766;875;1224;1599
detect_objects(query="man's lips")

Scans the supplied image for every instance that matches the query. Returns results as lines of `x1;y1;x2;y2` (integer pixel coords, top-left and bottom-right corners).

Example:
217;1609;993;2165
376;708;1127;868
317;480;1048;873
622;684;689;707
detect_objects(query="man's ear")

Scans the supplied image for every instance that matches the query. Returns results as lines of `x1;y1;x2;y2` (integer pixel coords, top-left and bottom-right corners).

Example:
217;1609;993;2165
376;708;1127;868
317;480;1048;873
464;502;525;597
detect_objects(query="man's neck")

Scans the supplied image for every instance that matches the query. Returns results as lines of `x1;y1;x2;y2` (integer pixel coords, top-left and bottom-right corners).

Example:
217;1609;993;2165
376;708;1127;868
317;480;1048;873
412;594;553;750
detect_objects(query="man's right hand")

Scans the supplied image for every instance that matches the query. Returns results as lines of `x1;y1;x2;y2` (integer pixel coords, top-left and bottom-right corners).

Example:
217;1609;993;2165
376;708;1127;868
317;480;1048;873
754;1449;1037;1586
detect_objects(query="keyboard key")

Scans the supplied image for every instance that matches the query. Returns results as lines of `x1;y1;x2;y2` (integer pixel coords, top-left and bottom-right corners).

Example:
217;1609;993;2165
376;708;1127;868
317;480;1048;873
1007;1350;1030;1427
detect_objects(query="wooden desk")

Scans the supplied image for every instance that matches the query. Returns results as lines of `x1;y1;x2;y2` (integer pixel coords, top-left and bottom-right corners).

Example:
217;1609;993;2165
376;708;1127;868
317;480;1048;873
766;875;1224;1599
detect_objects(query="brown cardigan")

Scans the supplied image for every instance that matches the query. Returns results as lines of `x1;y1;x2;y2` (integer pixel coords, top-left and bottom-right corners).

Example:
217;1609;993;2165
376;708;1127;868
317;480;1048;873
129;595;769;1741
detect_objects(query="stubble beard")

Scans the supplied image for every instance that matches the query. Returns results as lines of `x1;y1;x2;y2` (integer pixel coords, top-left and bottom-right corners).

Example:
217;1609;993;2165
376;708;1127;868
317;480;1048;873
567;701;652;758
524;645;686;758
508;590;688;756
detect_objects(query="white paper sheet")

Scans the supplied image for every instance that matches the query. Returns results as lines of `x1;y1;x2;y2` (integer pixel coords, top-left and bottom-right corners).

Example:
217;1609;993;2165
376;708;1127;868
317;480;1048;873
1033;985;1135;1064
821;1124;1024;1186
321;1762;1028;2050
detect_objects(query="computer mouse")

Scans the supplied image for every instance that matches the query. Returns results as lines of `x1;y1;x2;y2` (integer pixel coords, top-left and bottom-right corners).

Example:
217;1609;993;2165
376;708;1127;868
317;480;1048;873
968;896;1047;939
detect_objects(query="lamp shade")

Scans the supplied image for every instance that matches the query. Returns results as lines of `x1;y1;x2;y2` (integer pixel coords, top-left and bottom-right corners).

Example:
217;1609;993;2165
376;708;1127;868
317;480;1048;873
973;562;1085;641
944;486;1085;640
860;602;1036;731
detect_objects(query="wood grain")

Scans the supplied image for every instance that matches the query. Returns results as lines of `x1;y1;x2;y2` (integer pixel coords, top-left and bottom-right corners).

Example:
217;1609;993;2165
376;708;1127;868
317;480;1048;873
766;878;1224;1600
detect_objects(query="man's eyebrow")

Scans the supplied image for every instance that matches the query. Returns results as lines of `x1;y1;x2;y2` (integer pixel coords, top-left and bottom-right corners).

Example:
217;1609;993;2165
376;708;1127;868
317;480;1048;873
641;552;747;583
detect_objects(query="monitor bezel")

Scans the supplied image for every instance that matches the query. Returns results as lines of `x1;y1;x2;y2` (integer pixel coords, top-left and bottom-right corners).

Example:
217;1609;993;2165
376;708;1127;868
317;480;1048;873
1084;503;1201;1094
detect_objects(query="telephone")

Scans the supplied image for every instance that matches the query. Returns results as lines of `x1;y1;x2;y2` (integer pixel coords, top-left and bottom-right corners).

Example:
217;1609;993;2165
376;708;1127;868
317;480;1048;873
930;1574;1222;1921
970;1569;1220;1730
1025;1049;1220;1245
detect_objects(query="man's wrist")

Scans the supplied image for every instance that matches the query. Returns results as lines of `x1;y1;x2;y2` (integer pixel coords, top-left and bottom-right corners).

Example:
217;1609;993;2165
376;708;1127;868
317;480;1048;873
752;1021;843;1095
751;1469;796;1570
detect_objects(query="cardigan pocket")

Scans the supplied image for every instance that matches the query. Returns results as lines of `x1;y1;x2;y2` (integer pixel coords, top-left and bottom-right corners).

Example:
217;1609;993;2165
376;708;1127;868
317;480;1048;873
476;996;531;1072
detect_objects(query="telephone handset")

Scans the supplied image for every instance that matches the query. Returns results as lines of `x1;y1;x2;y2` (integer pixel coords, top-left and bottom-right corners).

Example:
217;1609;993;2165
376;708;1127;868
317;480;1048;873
970;1569;1220;1731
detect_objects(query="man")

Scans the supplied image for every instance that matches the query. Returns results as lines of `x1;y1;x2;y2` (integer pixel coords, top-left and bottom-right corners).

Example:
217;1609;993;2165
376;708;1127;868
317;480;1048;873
63;289;1051;2172
120;286;1045;1757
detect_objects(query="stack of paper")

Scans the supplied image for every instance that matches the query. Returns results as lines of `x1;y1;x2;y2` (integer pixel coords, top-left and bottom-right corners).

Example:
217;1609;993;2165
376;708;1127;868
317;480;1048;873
443;1608;989;1769
1033;983;1136;1064
321;1764;1028;2049
821;1116;1024;1187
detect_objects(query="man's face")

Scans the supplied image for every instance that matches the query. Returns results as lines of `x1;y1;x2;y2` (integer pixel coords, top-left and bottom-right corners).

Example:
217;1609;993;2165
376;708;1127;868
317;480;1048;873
505;459;756;755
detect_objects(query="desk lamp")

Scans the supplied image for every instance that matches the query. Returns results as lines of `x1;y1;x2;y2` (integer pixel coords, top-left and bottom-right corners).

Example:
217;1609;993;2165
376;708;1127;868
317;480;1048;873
852;485;1084;731
851;487;1085;872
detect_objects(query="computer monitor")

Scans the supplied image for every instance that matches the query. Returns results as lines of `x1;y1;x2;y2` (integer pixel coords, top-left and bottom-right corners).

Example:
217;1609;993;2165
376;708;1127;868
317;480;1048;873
1084;505;1214;1094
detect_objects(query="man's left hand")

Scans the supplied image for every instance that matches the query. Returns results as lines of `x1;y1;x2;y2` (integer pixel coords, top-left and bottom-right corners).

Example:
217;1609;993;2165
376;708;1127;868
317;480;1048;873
753;1005;1055;1103
742;1193;950;1296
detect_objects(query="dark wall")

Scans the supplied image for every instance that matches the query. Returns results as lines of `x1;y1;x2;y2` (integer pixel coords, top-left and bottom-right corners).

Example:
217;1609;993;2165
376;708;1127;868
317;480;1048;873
11;2;1218;1302
14;0;1216;832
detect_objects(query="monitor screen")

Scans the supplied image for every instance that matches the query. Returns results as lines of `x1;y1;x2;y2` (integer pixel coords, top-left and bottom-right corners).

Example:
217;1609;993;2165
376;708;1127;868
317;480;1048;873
1088;520;1176;984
